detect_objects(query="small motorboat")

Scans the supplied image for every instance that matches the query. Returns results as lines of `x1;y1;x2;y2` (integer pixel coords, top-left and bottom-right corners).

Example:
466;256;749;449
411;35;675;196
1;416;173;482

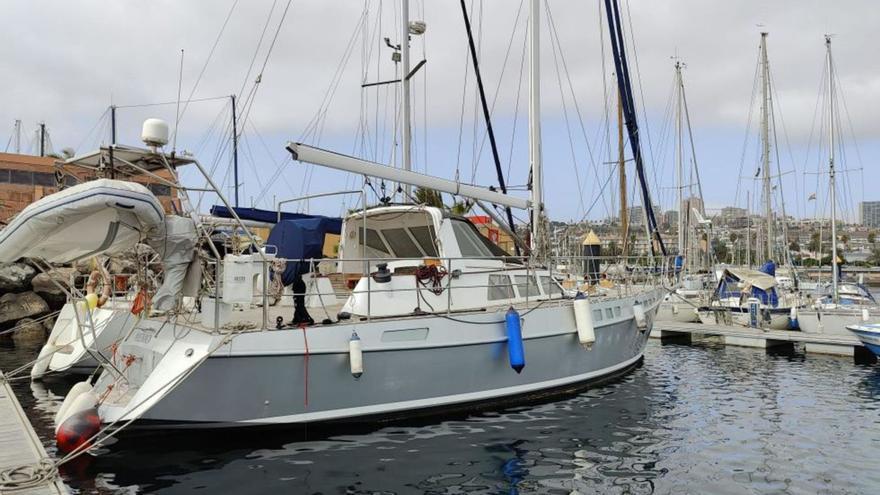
845;323;880;357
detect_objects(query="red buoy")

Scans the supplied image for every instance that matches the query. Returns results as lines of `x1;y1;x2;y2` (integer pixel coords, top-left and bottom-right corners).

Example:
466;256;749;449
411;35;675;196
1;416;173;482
55;408;101;454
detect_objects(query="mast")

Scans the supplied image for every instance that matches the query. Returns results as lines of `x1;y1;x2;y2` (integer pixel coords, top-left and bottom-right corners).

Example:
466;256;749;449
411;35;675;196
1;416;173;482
231;94;240;208
13;119;20;154
618;89;627;257
110;105;117;145
759;32;773;262
400;0;412;198
827;35;839;301
39;123;46;157
675;61;684;259
746;190;751;267
528;0;545;256
459;0;520;256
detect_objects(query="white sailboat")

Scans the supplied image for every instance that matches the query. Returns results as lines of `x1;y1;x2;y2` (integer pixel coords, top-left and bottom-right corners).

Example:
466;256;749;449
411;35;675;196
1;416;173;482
798;36;879;335
37;1;667;443
656;60;712;324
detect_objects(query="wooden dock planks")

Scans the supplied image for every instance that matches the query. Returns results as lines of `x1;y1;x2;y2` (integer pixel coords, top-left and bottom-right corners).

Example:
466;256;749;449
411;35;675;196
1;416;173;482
0;372;67;495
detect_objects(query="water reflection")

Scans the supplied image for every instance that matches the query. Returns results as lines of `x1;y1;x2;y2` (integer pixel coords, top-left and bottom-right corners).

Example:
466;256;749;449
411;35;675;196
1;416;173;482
4;340;880;493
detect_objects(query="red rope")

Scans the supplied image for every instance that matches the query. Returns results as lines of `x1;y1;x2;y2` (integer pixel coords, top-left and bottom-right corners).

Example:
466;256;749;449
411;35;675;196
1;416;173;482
299;324;309;407
415;264;448;295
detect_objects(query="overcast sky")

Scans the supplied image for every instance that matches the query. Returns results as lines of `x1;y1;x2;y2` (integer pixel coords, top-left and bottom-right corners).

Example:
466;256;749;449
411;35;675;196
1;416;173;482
1;1;877;223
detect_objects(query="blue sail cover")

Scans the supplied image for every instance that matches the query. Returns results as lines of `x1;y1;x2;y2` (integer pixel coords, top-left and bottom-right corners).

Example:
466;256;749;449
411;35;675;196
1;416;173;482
210;205;317;224
759;260;776;276
266;217;343;285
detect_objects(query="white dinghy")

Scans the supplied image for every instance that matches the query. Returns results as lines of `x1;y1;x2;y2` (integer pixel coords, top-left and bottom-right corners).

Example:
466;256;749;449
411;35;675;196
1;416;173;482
0;178;165;263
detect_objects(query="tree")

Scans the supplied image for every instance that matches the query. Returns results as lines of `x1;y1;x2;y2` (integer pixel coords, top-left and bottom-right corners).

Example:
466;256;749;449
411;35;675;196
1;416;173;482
729;232;739;244
807;232;821;252
869;231;876;245
414;187;444;208
789;241;800;252
713;240;729;263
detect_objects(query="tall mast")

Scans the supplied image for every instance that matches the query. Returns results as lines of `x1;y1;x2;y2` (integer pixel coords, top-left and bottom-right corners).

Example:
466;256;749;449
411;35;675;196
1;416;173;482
231;95;240;207
618;89;627;256
528;0;544;256
746;190;751;267
400;0;412;198
675;61;684;259
759;32;773;262
827;35;838;302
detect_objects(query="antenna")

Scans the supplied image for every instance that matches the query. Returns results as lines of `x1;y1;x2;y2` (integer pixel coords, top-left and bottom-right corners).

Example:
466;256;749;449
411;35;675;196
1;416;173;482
173;48;184;152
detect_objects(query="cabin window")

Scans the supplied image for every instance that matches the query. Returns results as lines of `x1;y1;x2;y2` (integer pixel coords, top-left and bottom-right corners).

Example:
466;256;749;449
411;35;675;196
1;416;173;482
451;219;494;257
488;274;514;300
614;306;621;317
540;276;564;296
383;228;422;258
514;275;539;298
359;227;389;254
605;308;614;319
409;225;438;257
0;170;9;183
593;309;603;321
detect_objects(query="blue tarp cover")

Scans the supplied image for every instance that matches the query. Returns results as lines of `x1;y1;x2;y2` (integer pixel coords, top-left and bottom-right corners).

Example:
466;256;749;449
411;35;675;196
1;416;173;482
759;260;776;277
211;205;317;224
266;217;343;285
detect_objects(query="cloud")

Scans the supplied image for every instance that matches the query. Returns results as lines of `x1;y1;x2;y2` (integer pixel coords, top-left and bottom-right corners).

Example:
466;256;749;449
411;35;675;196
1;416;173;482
0;0;877;219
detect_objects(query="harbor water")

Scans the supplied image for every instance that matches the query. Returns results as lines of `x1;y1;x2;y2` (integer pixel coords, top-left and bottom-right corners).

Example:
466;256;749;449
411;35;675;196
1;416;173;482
3;338;879;494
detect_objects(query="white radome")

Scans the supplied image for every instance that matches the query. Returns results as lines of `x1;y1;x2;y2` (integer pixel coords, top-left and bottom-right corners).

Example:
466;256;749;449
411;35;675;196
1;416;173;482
141;118;170;147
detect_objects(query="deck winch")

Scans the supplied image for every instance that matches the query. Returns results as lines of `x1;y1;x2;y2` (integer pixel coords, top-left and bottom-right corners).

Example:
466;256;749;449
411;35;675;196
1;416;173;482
505;307;525;373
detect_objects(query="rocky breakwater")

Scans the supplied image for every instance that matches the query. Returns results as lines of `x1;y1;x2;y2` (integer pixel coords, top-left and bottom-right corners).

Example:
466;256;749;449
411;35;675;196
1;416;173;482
0;260;68;344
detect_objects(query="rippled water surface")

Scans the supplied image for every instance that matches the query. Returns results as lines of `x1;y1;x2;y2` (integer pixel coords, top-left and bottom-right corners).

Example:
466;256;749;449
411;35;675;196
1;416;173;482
3;338;880;494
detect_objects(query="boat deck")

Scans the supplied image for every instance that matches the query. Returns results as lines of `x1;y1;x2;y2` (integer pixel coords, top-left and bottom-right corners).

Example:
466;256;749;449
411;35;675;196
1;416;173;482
0;371;67;494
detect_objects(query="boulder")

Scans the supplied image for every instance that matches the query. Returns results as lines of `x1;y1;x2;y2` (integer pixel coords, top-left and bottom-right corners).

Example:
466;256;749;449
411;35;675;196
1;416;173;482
31;268;78;309
11;318;46;344
0;291;50;327
0;262;36;293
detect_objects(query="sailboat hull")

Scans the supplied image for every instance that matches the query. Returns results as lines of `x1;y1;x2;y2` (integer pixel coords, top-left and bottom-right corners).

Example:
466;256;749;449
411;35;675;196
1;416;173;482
95;290;663;428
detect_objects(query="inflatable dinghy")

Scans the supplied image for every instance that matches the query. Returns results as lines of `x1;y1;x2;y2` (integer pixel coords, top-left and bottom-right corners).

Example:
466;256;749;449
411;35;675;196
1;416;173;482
0;179;165;263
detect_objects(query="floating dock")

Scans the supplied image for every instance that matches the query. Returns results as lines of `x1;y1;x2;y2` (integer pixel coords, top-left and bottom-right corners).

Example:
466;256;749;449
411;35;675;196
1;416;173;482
652;321;876;362
0;371;67;494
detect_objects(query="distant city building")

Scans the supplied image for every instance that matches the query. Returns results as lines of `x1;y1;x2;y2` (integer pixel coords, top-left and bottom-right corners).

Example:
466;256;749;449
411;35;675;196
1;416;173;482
0;151;177;222
859;201;880;228
681;196;704;224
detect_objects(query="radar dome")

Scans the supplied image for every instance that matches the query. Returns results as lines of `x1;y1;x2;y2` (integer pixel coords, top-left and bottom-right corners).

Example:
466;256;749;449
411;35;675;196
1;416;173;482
141;118;169;147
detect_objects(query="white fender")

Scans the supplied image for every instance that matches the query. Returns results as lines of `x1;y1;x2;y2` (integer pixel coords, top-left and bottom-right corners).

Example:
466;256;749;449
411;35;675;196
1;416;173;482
54;381;93;430
633;303;648;330
573;297;595;346
672;304;679;315
863;308;870;322
349;332;363;378
55;389;99;433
